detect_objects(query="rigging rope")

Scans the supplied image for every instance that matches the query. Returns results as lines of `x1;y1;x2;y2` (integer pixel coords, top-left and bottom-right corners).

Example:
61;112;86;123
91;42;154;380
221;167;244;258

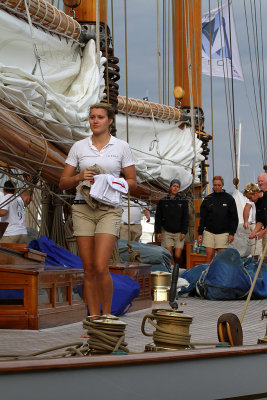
157;0;162;104
209;0;215;178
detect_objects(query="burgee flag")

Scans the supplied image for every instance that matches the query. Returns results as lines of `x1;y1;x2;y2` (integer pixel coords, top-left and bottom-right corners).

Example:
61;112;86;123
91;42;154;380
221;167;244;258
202;3;243;81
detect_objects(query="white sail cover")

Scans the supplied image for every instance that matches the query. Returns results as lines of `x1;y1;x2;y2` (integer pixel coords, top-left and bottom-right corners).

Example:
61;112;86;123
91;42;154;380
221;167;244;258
116;115;204;191
0;9;204;189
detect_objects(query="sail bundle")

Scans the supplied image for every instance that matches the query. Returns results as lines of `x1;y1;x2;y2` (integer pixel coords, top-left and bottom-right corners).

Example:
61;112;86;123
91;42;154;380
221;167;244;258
0;0;81;40
0;2;204;190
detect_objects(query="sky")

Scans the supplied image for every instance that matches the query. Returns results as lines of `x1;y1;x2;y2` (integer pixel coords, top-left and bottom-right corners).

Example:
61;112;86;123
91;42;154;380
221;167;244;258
107;0;267;193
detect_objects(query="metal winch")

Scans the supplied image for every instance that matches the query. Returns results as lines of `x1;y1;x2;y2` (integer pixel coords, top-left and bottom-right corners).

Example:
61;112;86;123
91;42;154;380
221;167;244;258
142;308;193;351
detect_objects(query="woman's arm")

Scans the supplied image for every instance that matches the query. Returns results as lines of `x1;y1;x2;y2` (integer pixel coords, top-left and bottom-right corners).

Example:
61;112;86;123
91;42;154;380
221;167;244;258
243;203;252;229
59;164;96;190
123;165;137;192
59;164;80;190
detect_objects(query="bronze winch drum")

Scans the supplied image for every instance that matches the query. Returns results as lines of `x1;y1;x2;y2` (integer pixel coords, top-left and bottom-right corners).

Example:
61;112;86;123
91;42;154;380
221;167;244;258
151;271;172;288
151;272;172;301
141;309;193;350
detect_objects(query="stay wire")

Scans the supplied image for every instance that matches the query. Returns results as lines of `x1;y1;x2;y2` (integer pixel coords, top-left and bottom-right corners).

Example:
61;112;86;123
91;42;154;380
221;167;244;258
208;0;215;177
227;0;237;181
221;0;235;176
251;0;265;158
244;0;264;161
252;0;266;162
218;0;234;177
104;0;110;104
259;0;267;161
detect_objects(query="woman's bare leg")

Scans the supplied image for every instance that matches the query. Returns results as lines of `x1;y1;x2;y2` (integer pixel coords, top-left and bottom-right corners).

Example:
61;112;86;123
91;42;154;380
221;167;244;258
76;236;100;316
94;233;117;315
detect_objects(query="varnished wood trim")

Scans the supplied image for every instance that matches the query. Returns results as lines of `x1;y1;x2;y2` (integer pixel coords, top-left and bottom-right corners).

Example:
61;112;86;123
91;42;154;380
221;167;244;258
1;345;267;374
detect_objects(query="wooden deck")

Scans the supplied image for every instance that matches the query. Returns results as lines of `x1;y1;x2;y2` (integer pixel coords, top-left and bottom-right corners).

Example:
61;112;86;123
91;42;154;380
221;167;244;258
0;297;266;358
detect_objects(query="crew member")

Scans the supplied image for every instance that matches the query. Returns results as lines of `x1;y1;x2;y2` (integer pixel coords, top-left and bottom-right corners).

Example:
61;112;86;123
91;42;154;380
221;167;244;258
243;174;267;256
197;176;239;264
0;181;29;243
59;103;137;318
243;182;267;258
120;198;150;242
155;179;188;265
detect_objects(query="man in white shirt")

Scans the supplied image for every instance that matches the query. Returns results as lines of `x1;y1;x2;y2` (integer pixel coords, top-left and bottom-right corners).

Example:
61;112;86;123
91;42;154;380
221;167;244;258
120;198;150;242
0;181;29;244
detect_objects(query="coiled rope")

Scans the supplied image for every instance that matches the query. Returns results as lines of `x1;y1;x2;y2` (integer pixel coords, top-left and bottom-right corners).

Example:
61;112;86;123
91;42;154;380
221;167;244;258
82;315;129;354
0;315;129;360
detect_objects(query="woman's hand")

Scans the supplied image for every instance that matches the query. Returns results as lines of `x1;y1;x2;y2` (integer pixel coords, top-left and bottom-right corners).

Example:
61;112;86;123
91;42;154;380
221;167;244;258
243;221;249;230
80;169;97;184
59;165;97;190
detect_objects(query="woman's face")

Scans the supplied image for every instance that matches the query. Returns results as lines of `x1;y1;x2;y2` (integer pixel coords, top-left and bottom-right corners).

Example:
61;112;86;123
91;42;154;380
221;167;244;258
246;193;259;203
89;108;113;135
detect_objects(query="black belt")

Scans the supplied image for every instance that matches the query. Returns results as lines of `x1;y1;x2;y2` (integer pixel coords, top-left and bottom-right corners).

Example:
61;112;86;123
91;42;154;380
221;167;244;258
73;200;87;204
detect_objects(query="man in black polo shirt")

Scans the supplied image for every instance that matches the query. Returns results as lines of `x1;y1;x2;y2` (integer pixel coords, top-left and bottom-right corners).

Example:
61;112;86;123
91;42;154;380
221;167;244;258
197;176;239;264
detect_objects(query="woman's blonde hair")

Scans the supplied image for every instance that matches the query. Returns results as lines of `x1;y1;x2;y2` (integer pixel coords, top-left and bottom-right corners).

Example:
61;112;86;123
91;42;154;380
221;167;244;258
243;182;260;196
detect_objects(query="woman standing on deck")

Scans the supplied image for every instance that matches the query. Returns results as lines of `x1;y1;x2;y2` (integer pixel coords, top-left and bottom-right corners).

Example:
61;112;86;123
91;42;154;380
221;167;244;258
59;103;137;318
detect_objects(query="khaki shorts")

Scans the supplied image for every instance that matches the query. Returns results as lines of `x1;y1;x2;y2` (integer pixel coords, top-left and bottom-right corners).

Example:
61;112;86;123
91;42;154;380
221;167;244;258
0;234;27;244
161;229;185;249
72;203;122;237
202;230;229;249
120;224;142;242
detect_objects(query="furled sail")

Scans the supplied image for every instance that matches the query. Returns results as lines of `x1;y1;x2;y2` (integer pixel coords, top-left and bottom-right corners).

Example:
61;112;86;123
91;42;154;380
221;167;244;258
0;3;204;190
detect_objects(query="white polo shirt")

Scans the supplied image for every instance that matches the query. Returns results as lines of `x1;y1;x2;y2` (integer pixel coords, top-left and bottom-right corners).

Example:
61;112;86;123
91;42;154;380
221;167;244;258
245;197;256;224
1;194;27;236
65;135;135;201
121;199;147;224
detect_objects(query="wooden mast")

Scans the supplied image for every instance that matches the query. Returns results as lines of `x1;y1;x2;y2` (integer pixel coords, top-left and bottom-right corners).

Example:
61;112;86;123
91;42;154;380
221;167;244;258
173;1;204;240
64;0;105;22
172;0;202;108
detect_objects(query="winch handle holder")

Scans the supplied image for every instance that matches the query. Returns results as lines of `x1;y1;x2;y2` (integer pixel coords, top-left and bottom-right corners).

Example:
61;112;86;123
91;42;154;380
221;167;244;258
141;314;155;337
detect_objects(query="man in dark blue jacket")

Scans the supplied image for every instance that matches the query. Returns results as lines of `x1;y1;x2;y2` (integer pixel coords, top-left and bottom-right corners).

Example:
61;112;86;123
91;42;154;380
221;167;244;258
197;176;238;263
155;179;189;265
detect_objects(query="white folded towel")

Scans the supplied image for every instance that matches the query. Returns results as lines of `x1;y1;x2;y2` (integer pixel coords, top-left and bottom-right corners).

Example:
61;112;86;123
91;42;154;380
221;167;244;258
90;174;128;207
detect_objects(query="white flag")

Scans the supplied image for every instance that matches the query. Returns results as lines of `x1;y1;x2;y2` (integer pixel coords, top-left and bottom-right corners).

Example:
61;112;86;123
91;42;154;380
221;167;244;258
202;3;243;81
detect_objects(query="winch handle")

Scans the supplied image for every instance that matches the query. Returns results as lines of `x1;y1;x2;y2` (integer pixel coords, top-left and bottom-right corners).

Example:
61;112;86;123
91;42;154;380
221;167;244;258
169;263;179;309
141;314;155;337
